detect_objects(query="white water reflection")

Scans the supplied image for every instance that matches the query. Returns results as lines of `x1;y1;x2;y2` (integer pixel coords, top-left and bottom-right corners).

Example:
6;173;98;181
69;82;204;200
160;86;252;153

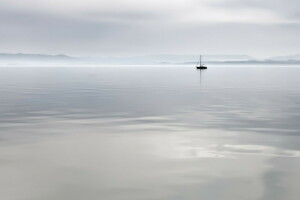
0;66;300;200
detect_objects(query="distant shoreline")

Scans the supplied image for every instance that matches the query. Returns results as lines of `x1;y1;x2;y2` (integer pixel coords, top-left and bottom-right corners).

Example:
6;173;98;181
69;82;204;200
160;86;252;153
181;60;300;65
1;53;300;65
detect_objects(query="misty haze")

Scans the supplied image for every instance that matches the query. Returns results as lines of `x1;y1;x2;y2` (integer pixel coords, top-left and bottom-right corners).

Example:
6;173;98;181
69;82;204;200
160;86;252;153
1;0;300;200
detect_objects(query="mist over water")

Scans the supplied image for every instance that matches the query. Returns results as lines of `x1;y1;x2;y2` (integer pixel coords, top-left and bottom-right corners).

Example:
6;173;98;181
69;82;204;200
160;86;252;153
1;66;300;200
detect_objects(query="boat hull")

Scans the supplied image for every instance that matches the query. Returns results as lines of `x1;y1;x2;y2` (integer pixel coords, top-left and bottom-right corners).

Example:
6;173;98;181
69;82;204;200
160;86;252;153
196;66;207;69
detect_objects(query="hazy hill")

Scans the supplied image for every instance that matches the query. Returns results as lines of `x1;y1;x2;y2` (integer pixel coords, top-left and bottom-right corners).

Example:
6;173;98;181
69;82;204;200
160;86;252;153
0;53;256;65
1;53;300;65
0;53;77;64
269;54;300;61
80;54;256;64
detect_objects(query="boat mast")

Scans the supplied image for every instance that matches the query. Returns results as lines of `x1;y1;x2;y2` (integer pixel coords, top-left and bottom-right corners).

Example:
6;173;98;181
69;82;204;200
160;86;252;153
200;55;202;66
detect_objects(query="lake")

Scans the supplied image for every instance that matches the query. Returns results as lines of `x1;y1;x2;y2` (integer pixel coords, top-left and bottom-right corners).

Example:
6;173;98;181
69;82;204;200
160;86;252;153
1;66;300;200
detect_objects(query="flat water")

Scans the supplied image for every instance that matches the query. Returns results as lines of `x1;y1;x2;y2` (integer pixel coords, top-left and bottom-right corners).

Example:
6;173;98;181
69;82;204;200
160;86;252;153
1;66;300;200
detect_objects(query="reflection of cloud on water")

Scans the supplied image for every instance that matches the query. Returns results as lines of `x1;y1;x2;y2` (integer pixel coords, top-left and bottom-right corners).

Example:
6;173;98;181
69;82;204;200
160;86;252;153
166;140;300;159
221;144;300;157
261;169;285;200
260;157;300;200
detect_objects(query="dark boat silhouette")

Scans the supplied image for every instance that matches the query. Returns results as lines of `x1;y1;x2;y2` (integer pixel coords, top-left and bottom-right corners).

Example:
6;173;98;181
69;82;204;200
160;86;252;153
196;55;207;69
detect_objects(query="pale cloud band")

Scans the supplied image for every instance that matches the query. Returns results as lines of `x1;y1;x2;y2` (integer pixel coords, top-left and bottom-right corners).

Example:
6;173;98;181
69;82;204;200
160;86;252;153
1;0;299;57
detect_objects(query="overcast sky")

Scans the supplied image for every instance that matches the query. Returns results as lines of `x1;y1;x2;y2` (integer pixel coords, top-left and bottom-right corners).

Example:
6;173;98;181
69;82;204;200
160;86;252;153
1;0;300;57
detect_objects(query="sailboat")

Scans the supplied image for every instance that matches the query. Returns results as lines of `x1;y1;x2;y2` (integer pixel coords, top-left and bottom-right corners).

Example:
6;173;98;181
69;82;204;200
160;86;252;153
196;55;207;69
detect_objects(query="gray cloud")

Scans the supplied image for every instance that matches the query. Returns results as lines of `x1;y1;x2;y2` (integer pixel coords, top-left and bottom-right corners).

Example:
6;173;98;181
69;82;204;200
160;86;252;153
0;0;299;57
209;0;300;21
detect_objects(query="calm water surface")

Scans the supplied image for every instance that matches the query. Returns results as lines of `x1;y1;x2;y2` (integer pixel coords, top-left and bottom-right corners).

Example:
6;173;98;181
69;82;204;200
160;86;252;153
1;66;300;200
